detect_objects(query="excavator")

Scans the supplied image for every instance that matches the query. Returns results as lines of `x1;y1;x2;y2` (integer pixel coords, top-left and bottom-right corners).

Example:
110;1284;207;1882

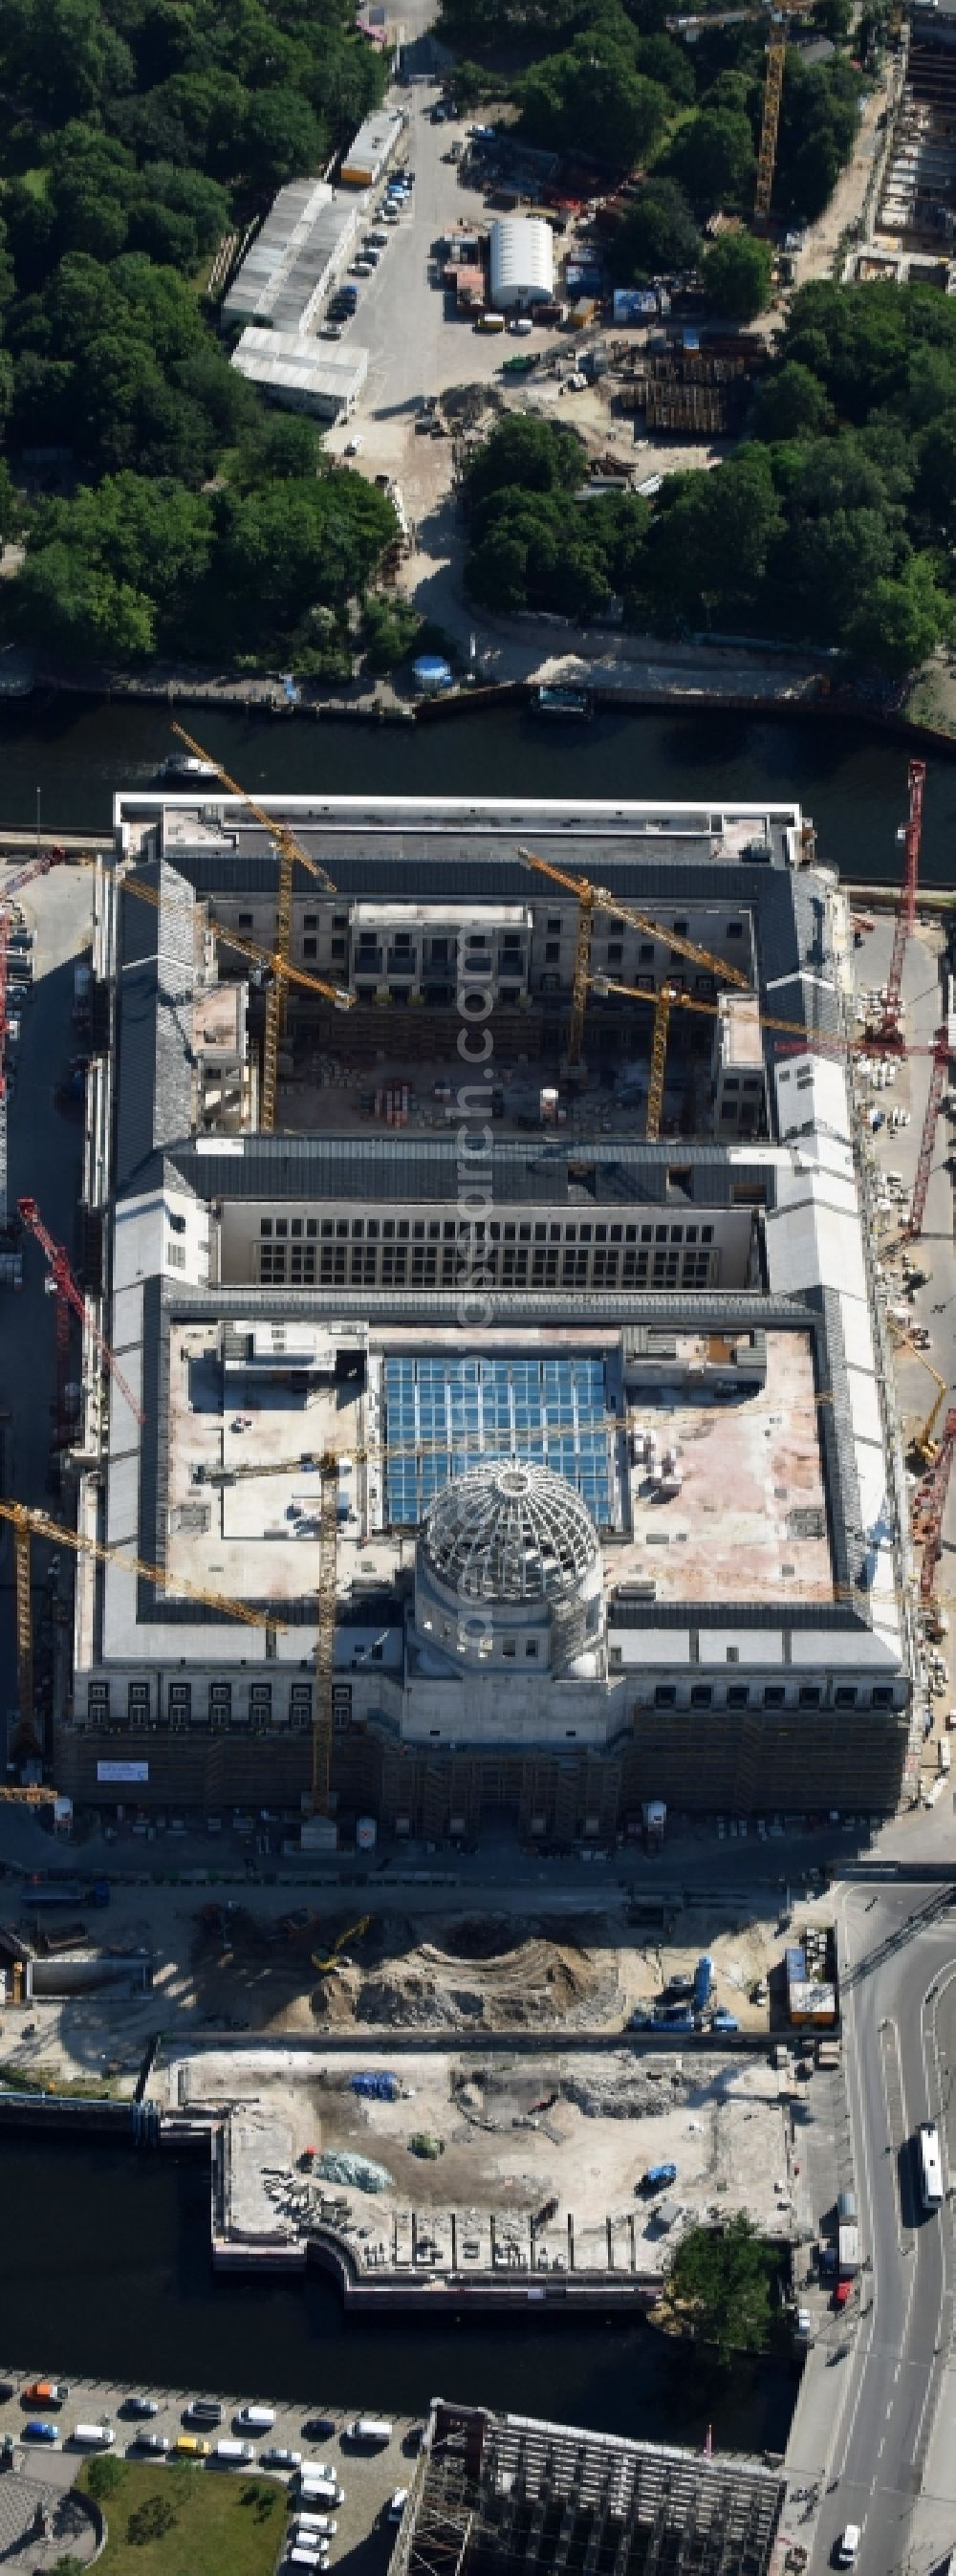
312;1915;370;1974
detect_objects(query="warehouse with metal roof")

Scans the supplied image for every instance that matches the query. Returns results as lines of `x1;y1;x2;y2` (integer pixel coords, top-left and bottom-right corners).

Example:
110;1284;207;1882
230;327;368;419
489;215;555;309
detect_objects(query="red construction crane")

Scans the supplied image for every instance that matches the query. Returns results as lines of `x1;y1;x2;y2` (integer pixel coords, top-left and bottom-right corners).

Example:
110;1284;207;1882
0;850;69;1232
17;1194;145;1447
906;1022;951;1241
876;758;925;1047
912;1407;956;1604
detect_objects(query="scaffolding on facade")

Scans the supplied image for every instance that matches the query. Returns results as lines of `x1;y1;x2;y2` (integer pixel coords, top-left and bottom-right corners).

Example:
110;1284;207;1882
391;2403;786;2576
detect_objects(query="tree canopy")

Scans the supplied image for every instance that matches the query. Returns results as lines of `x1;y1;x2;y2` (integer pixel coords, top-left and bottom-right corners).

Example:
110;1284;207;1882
665;2216;778;2365
461;280;956;679
0;0;399;671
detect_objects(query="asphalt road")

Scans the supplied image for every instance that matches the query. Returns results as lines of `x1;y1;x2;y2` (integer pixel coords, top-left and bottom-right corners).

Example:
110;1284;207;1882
805;1884;955;2576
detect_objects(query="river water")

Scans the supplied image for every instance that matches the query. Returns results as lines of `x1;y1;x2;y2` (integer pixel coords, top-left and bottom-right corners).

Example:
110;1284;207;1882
3;690;895;2445
2;695;956;884
1;2137;793;2446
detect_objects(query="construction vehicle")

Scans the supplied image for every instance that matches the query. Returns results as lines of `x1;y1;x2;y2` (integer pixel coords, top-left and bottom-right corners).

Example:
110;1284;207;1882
166;725;349;1132
912;1411;956;1605
517;846;750;1137
887;1323;946;1465
0;853;73;1234
17;1194;144;1446
311;1914;370;1973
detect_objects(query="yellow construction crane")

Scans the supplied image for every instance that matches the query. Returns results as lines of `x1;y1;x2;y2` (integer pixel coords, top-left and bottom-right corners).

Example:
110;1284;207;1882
170;725;345;1132
0;1495;289;1757
887;1325;947;1466
120;856;353;1074
754;1;816;224
312;1914;370;1974
518;846;750;1137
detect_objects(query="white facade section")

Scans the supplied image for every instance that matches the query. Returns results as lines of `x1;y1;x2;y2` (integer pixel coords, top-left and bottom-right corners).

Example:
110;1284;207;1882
340;109;403;186
231;329;368;421
489;217;555;310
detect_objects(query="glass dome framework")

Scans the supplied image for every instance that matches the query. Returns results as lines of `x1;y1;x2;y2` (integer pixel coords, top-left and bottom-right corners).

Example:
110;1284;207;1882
422;1460;600;1605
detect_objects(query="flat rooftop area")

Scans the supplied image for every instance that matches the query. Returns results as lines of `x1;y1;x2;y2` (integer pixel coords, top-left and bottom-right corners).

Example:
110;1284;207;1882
163;1325;830;1610
611;1329;833;1606
166;2041;793;2282
165;1323;392;1607
155;800;800;872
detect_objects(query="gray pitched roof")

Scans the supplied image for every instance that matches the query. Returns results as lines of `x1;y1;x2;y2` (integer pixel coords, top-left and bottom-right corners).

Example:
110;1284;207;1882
116;864;197;1190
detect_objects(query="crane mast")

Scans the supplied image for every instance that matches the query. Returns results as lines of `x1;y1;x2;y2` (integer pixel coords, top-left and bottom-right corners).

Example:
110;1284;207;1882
168;724;342;1132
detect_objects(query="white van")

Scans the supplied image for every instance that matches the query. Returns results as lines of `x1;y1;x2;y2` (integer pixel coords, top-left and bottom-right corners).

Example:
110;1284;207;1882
298;2478;342;2506
236;2406;275;2433
73;2424;116;2449
347;2416;393;2445
288;2552;325;2572
215;2438;254;2464
294;2516;337;2538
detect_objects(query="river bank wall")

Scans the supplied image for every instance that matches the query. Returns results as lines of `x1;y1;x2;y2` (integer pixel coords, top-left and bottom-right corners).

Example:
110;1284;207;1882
13;657;956;760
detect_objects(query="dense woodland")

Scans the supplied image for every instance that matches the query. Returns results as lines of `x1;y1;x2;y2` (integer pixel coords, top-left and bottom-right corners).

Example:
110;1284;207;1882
439;0;872;239
0;0;399;670
465;286;956;675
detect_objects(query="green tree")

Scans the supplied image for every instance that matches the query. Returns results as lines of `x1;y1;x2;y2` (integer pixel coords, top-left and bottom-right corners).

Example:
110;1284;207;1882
466;412;586;505
609;179;700;283
85;2454;125;2502
666;2215;776;2363
751;359;830;441
646;446;784;628
701;230;772;321
665;108;756;208
843;556;951;673
126;2493;176;2545
242;86;326;191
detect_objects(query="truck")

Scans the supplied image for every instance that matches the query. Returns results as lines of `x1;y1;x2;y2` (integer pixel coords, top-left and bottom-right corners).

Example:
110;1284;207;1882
23;1879;109;1910
837;2222;859;2277
693;1954;715;2012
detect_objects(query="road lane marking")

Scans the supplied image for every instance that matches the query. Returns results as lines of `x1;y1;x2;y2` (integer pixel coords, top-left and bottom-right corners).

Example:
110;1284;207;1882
879;2018;914;2256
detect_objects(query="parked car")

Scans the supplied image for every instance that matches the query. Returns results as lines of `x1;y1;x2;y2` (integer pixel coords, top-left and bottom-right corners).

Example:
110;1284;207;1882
185;2400;222;2426
122;2396;159;2418
23;2421;59;2443
137;2434;171;2455
174;2434;211;2458
23;2382;68;2408
388;2488;409;2521
261;2444;302;2470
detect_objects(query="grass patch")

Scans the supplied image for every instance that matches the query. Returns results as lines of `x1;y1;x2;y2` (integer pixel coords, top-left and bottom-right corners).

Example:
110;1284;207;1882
0;2063;121;2100
78;2460;284;2576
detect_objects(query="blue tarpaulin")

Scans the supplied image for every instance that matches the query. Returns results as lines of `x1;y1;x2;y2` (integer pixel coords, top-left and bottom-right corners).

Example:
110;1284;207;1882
352;2071;400;2102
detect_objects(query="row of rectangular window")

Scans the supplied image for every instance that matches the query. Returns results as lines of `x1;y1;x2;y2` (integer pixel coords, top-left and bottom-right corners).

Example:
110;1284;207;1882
260;1217;715;1245
645;1683;895;1711
86;1683;314;1723
257;1246;716;1289
231;912;743;950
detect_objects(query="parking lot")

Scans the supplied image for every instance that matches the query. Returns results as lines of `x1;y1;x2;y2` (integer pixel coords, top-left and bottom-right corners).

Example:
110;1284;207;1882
317;84;611;529
0;2372;418;2569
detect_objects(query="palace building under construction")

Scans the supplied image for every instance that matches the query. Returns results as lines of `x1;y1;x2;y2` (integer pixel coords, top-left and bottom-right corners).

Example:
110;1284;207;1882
55;786;915;1840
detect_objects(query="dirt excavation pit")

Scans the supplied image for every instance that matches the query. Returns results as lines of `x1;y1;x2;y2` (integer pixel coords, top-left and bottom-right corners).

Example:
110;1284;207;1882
356;1914;619;2031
